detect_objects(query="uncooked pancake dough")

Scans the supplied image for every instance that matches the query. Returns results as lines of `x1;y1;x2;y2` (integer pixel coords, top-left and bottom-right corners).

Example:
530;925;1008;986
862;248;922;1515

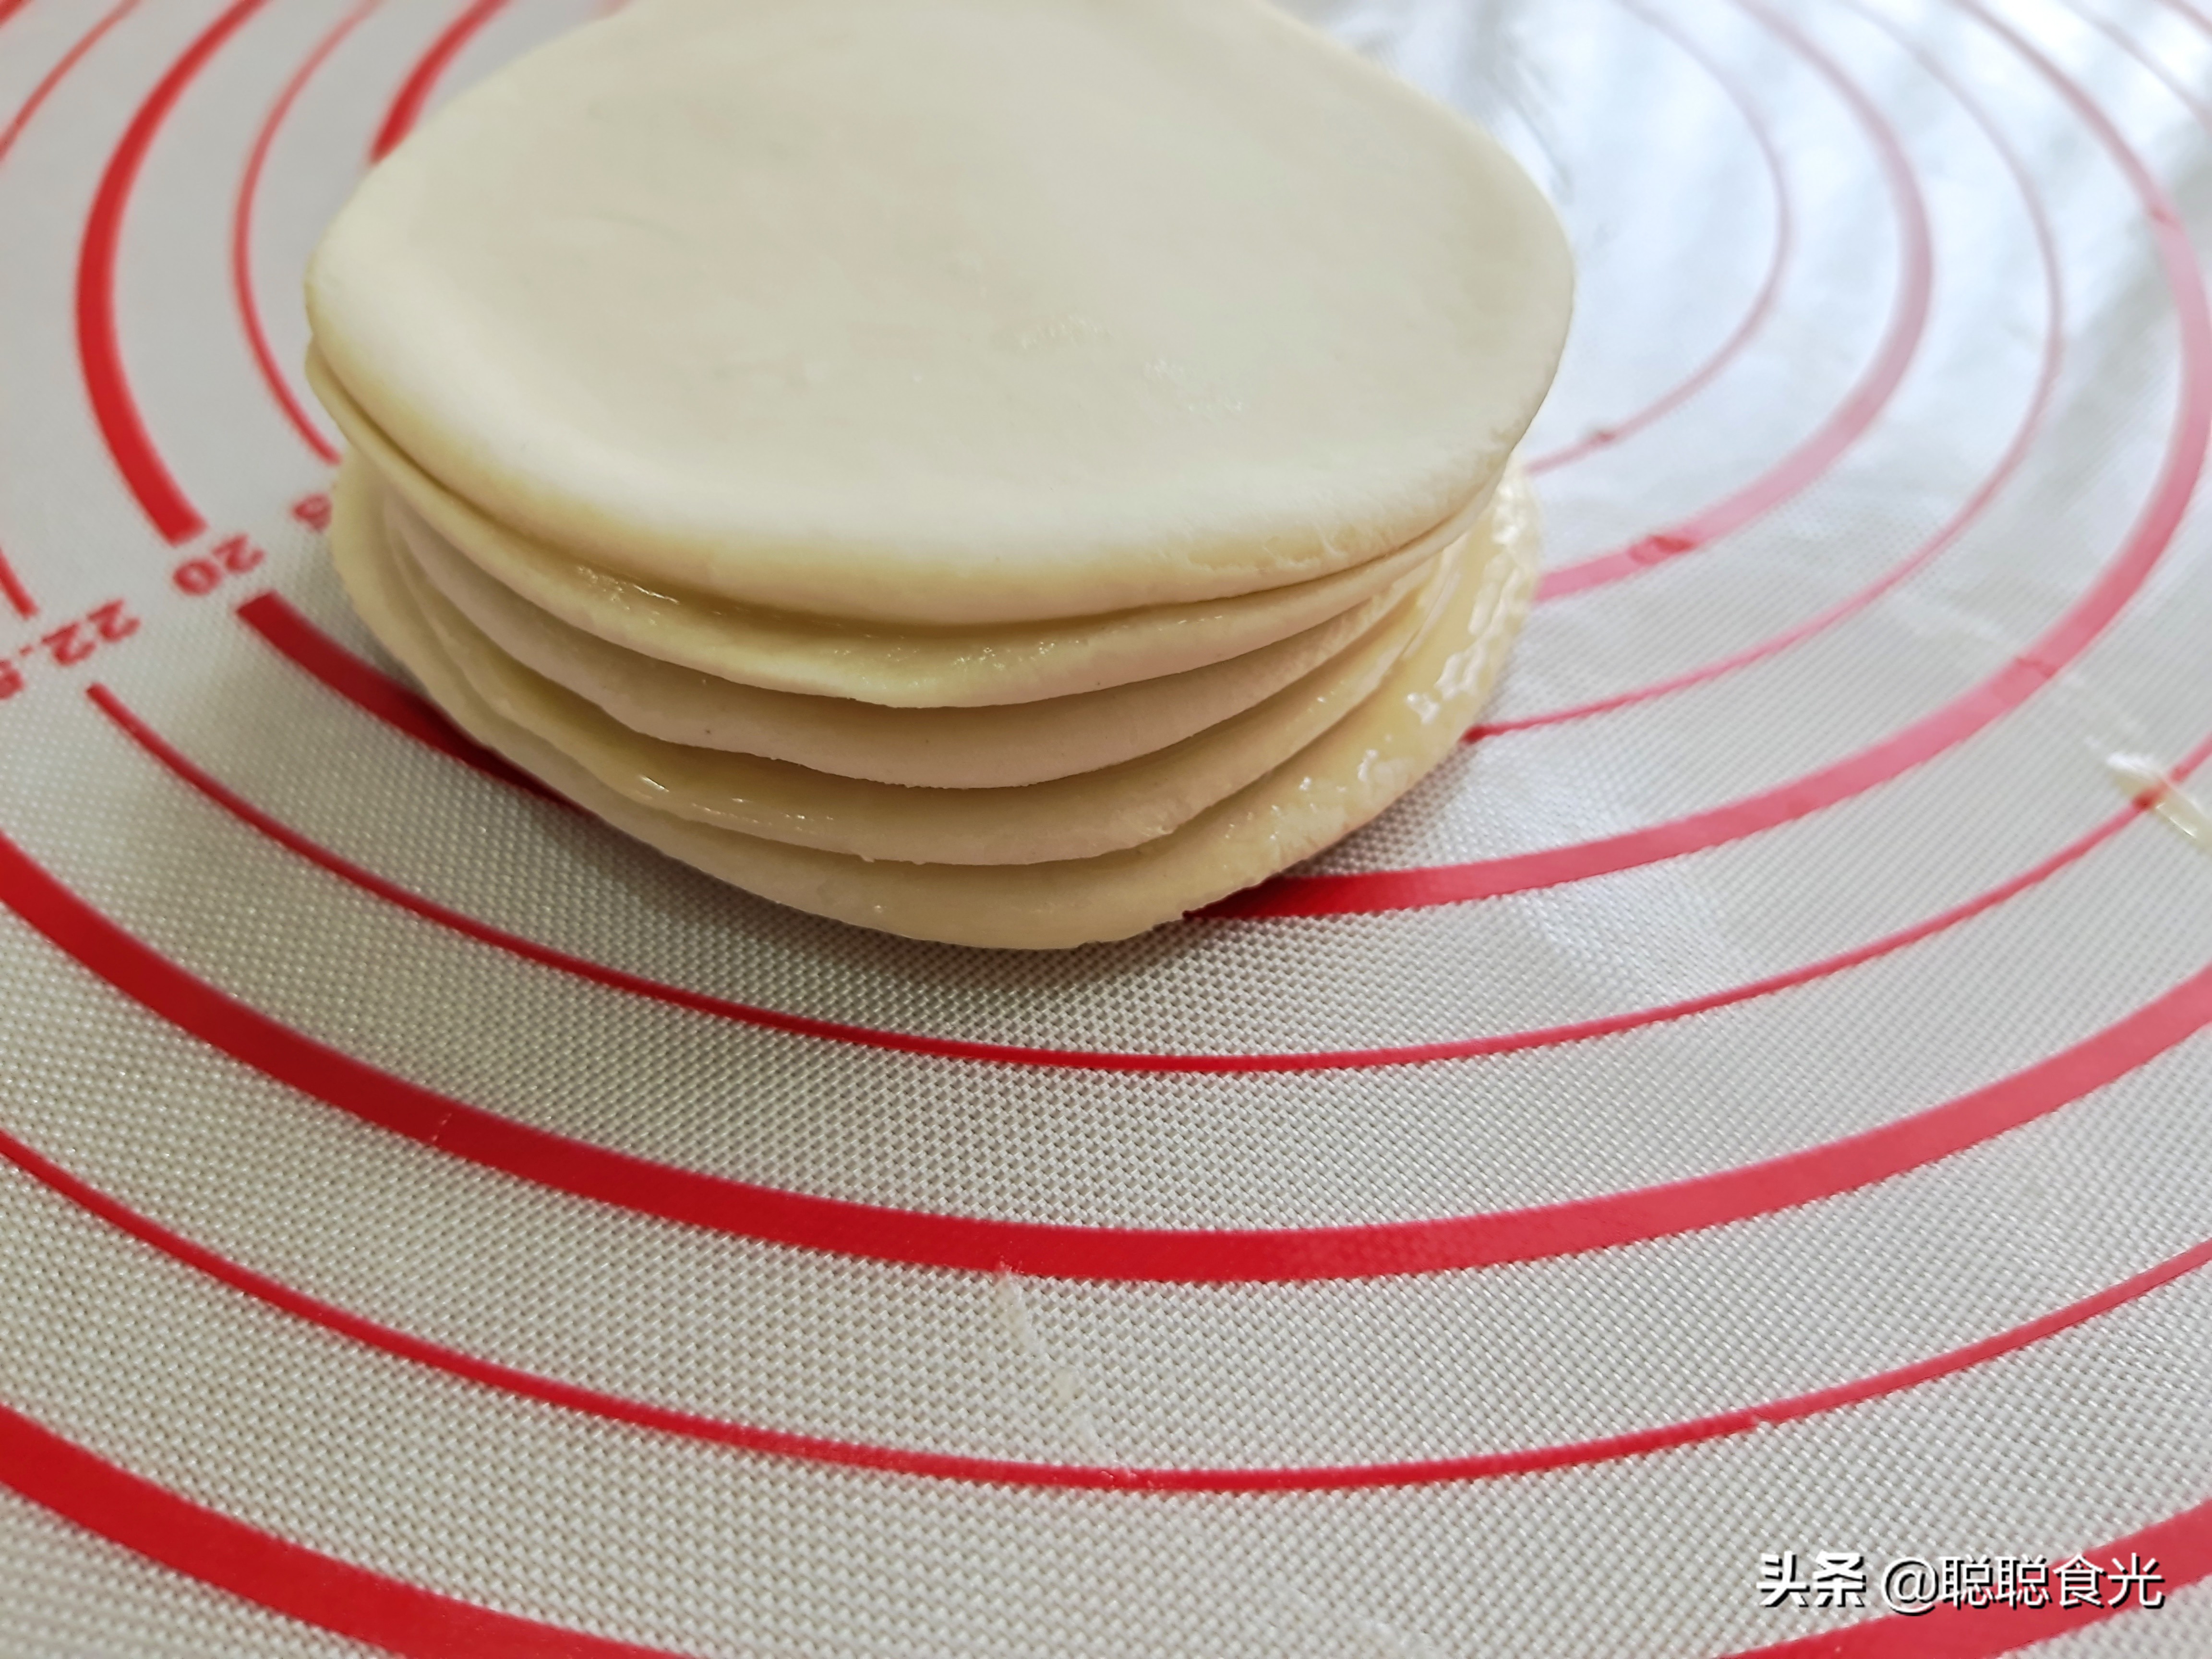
306;0;1571;945
332;461;1543;950
368;464;1455;864
387;476;1442;788
306;0;1572;625
313;352;1473;709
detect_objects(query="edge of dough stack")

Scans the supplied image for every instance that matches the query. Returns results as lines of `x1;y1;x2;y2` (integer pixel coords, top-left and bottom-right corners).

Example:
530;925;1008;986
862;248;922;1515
306;0;1573;949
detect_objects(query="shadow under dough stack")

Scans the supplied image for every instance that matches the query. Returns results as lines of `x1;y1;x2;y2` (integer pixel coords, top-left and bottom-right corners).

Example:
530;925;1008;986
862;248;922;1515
305;0;1574;948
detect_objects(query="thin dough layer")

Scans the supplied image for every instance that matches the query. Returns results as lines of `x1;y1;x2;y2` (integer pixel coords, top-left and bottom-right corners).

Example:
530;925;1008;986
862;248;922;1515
332;457;1541;948
365;462;1461;865
385;475;1440;789
315;351;1470;708
306;0;1571;624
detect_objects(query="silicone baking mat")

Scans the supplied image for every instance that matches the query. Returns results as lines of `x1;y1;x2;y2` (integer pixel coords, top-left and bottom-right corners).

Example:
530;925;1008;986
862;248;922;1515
4;0;2212;1652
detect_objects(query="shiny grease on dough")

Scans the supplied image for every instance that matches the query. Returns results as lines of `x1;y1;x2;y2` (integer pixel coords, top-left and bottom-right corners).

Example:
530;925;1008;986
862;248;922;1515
384;473;1441;789
306;0;1572;625
313;351;1475;708
331;457;1542;949
374;463;1458;865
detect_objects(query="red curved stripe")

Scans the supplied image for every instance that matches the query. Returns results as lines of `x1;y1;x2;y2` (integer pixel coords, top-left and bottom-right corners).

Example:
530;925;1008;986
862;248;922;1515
76;0;274;546
1222;644;2177;925
2152;0;2212;37
0;552;32;621
1535;0;1934;601
0;0;138;168
8;1374;2202;1659
1221;87;2210;923
95;672;2210;1075
3;0;148;623
0;1400;670;1659
232;3;377;465
235;591;561;802
5;1115;2210;1494
1524;0;1795;476
1483;21;2064;736
368;0;510;162
4;804;2207;1282
2081;0;2212;124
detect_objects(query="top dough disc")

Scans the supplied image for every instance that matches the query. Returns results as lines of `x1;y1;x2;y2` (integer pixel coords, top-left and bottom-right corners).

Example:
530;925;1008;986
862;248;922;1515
306;0;1573;626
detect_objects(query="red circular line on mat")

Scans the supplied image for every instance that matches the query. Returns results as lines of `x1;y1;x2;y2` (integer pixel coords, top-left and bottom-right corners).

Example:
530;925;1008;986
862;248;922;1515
1534;0;1934;601
1513;0;1799;477
6;803;2209;1282
2080;0;2212;125
232;2;379;466
5;1118;2210;1494
0;0;149;625
368;0;511;162
99;670;2211;1075
0;1302;2204;1651
234;591;562;801
0;553;33;621
2152;0;2212;37
1482;17;2065;737
76;0;276;546
0;1400;670;1659
0;0;139;167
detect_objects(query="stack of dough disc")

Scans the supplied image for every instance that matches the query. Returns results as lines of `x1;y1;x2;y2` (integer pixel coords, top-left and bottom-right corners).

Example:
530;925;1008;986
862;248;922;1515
306;0;1573;949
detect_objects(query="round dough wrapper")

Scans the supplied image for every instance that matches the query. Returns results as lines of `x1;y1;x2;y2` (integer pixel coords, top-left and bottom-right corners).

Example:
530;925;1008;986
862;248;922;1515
306;0;1572;625
370;466;1460;865
332;457;1542;948
313;352;1473;708
384;468;1442;789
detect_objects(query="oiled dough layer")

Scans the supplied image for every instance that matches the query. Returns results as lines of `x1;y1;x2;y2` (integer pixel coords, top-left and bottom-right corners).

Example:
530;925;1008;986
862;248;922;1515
373;466;1457;865
384;472;1439;790
314;354;1470;708
307;0;1571;625
332;457;1543;949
